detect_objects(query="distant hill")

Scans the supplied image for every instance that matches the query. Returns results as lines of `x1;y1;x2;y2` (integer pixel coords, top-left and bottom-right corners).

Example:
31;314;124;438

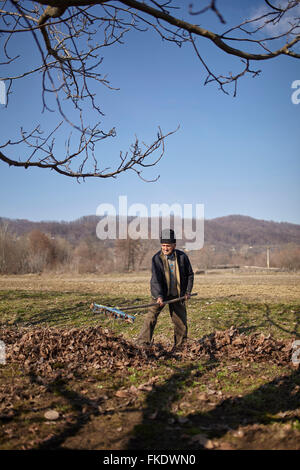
203;215;300;246
1;214;299;247
0;215;100;244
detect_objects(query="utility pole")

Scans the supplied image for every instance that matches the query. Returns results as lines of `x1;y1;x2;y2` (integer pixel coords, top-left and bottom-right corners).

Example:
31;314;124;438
267;247;270;269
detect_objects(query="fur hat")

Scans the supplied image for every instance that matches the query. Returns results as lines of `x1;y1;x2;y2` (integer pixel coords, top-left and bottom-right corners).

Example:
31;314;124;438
160;229;176;244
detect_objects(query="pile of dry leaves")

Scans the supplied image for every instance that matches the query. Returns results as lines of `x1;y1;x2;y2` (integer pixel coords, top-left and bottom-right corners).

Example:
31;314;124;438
186;326;296;366
0;325;296;377
1;326;146;375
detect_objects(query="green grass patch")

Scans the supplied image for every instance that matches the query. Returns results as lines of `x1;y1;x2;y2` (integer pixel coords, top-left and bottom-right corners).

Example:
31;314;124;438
0;290;298;342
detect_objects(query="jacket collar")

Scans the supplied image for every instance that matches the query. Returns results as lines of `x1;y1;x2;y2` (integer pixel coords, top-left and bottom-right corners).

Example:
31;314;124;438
159;250;180;297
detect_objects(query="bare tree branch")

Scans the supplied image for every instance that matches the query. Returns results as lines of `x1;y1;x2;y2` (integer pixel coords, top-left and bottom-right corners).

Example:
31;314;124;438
0;123;177;180
0;1;299;180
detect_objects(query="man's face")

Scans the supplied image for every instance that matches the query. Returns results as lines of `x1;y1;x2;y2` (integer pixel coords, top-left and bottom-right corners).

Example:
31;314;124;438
161;243;176;256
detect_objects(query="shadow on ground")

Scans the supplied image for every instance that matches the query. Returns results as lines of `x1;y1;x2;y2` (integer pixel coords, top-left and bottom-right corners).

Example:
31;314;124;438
26;356;299;450
126;363;300;450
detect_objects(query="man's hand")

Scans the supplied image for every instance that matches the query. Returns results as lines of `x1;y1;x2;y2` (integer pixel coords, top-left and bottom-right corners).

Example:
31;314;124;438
157;297;164;307
185;293;191;301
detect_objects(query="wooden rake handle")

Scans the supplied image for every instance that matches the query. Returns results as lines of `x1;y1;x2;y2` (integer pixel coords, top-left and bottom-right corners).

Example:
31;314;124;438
118;293;198;311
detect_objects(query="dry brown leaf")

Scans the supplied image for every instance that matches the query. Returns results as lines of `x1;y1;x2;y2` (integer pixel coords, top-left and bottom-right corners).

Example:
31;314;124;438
115;389;129;398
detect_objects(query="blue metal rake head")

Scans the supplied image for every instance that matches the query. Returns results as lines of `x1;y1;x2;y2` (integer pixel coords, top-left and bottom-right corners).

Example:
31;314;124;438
90;293;197;323
90;302;136;323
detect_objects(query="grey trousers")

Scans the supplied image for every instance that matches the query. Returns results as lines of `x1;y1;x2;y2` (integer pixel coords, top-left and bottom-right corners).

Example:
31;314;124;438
137;296;188;347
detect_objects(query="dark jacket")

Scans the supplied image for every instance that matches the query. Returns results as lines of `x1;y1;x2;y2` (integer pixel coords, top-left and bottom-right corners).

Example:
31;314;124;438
150;249;194;300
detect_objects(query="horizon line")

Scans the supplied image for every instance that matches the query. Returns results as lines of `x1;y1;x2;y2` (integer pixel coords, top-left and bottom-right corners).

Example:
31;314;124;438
1;213;300;227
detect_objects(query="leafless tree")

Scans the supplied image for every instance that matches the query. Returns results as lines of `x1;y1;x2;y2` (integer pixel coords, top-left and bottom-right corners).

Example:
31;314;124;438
0;0;299;179
115;237;140;271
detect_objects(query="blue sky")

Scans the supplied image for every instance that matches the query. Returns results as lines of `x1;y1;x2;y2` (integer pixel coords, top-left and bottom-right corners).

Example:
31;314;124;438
0;0;299;224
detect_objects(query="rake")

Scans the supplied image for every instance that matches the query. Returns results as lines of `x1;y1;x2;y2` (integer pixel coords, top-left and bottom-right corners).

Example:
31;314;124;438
90;293;198;323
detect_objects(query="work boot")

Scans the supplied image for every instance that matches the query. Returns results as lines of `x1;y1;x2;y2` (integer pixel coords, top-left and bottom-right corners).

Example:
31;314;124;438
171;339;187;354
135;340;151;350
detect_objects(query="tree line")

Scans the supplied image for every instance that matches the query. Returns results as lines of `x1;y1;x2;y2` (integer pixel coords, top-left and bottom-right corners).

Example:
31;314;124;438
0;224;299;275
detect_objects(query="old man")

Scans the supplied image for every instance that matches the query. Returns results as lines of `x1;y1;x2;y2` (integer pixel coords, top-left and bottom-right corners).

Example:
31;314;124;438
136;228;194;350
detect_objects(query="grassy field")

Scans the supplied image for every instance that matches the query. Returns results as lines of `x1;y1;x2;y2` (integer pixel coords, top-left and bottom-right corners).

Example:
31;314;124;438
0;271;299;450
